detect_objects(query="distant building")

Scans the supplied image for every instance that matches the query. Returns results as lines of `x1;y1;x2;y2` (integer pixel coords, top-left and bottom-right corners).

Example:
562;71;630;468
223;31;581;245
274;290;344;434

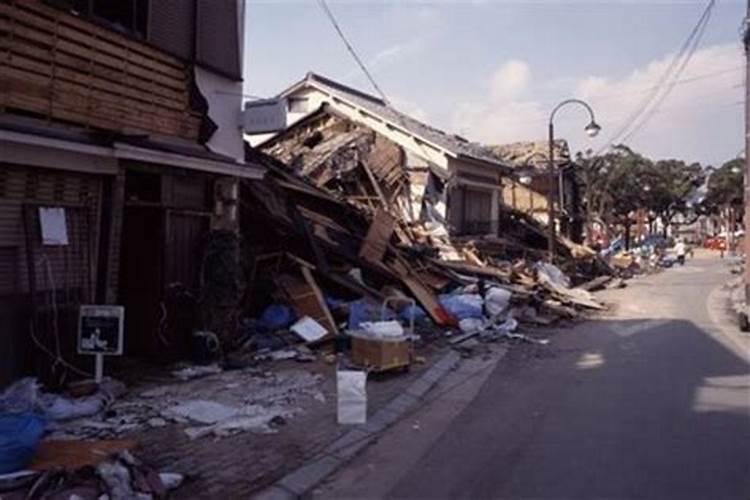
489;140;583;242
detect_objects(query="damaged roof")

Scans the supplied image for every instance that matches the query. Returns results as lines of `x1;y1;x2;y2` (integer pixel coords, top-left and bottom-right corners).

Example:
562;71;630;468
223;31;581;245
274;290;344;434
489;140;571;170
280;72;510;170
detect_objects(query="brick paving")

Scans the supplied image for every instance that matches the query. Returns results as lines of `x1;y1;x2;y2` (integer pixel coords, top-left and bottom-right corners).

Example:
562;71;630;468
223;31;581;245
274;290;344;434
123;343;445;499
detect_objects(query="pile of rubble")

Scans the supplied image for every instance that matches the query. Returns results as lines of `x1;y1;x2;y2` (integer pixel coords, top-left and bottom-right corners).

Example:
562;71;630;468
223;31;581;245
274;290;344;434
0;450;182;500
236;144;612;355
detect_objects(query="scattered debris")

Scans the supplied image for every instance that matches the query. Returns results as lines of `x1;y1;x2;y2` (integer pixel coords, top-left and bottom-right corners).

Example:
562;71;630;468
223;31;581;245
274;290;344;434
290;316;329;343
171;364;223;381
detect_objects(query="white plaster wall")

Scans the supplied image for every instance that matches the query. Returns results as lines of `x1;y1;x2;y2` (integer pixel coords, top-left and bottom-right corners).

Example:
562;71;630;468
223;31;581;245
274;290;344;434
195;67;244;162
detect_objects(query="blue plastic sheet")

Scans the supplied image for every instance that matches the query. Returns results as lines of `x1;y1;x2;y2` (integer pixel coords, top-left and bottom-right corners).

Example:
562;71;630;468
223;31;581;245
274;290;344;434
398;304;427;323
438;294;484;320
258;304;295;332
0;413;46;474
348;299;395;330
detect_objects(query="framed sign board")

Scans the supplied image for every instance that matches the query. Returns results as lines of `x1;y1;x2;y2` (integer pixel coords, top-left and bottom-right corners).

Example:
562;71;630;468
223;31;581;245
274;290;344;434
78;305;124;356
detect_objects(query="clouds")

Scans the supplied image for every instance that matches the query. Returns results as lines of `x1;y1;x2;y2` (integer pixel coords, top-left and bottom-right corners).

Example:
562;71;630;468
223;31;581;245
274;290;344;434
452;59;547;144
450;43;744;165
578;43;743;163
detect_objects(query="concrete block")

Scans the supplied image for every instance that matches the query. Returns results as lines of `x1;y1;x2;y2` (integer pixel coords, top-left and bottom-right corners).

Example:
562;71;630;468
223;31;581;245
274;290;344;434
405;377;434;399
278;456;342;496
327;429;371;459
362;407;401;434
252;485;297;500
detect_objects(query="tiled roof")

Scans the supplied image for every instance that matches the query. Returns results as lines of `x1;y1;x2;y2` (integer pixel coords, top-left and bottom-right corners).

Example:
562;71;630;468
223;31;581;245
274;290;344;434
291;72;509;168
488;140;571;170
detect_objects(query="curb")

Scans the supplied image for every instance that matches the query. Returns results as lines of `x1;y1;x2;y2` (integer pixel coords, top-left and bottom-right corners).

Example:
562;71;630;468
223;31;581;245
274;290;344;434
253;350;462;500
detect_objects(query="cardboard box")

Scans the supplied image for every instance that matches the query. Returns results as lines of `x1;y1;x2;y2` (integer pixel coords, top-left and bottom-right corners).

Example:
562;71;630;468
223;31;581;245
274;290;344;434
350;333;411;372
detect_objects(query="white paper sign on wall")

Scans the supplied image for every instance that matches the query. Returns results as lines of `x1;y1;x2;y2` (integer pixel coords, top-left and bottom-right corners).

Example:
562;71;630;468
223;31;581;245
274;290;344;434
39;207;69;246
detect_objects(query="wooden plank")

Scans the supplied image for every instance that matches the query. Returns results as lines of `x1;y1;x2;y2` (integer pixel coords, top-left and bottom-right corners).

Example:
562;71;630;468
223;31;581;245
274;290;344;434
390;257;456;326
8;60;195;134
0;17;187;92
358;208;396;263
8;0;184;73
360;160;389;208
276;272;338;339
0;38;188;108
3;85;199;141
301;266;339;335
0;69;200;139
400;275;456;327
5;54;189;120
275;274;337;337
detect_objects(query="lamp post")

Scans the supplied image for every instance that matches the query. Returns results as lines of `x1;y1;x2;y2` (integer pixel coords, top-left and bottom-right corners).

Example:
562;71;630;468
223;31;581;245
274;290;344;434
547;99;601;259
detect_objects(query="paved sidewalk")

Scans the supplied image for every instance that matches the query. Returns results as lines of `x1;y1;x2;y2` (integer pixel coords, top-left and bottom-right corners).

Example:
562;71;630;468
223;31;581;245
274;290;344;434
255;350;462;500
127;344;453;498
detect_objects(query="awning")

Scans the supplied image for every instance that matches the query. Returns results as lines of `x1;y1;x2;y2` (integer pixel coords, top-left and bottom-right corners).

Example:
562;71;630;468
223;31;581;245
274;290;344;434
0;129;266;179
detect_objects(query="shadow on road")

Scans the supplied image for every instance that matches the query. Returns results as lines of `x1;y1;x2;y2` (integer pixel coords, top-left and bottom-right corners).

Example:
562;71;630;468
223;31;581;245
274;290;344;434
390;316;750;500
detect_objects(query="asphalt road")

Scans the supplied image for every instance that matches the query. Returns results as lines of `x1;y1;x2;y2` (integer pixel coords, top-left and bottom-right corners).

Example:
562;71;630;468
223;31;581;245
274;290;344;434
320;253;750;500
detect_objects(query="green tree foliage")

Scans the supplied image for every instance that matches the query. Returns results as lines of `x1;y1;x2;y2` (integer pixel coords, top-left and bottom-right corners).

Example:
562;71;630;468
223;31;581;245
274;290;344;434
576;145;705;240
702;158;743;214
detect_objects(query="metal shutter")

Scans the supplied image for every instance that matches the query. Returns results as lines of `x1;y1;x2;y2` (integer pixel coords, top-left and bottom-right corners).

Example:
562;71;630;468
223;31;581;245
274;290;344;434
196;0;241;79
148;0;196;60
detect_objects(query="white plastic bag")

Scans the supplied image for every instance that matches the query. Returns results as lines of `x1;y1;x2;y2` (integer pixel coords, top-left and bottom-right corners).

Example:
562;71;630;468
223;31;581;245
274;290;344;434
485;287;512;318
337;371;367;425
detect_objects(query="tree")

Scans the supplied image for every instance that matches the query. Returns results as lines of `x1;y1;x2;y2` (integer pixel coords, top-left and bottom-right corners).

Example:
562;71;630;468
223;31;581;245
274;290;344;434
702;158;743;214
576;146;705;247
641;159;705;236
700;158;744;240
576;145;651;247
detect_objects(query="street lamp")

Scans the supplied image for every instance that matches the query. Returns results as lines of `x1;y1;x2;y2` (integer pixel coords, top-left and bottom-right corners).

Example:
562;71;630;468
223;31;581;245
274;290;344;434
547;99;601;258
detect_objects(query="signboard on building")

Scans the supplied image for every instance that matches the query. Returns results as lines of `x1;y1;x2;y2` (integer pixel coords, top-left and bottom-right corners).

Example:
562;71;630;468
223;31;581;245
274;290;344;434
242;98;287;134
78;305;124;356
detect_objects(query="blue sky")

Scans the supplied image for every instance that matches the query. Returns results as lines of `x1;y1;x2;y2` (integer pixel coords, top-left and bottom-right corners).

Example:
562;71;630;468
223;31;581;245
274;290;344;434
244;1;745;166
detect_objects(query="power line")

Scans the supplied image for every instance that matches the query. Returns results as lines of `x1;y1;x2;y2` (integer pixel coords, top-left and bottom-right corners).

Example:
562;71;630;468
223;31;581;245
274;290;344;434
619;0;715;143
597;0;716;152
316;0;391;106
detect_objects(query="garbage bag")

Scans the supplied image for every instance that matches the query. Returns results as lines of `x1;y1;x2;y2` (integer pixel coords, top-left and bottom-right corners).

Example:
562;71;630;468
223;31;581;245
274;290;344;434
258;304;295;332
348;299;395;330
438;294;483;320
535;263;571;289
337;371;367;425
0;413;46;474
398;304;427;323
459;318;487;334
0;378;41;415
485;287;512;318
40;392;109;421
360;321;404;339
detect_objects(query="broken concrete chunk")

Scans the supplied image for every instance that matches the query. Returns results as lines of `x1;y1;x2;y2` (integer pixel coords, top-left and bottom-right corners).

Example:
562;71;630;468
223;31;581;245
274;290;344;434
162;400;240;425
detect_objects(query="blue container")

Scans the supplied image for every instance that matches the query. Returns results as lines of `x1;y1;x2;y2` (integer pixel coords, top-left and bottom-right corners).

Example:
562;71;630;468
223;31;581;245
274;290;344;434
0;413;46;474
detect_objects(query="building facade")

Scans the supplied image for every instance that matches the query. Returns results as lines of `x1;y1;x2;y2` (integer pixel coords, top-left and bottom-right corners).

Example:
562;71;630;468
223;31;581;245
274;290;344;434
0;0;264;385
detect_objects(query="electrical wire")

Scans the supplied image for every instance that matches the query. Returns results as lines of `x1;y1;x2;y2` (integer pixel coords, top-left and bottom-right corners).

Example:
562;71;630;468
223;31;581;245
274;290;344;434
596;0;716;152
619;0;715;144
316;0;391;106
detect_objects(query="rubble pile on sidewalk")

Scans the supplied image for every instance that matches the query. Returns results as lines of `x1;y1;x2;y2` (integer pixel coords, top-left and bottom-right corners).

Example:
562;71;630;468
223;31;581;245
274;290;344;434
7;369;325;442
236;136;611;357
0;449;183;500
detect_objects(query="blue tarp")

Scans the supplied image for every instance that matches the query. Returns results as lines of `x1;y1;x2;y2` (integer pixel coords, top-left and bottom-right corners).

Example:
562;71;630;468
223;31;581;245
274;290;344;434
257;304;295;332
438;294;484;320
348;299;396;330
0;413;46;474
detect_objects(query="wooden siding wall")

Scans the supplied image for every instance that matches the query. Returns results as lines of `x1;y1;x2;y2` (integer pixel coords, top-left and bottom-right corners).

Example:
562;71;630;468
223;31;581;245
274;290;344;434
0;163;102;386
0;0;201;140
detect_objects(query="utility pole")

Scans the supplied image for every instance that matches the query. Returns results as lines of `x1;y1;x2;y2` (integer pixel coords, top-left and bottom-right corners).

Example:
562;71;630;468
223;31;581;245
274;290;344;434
744;0;750;306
